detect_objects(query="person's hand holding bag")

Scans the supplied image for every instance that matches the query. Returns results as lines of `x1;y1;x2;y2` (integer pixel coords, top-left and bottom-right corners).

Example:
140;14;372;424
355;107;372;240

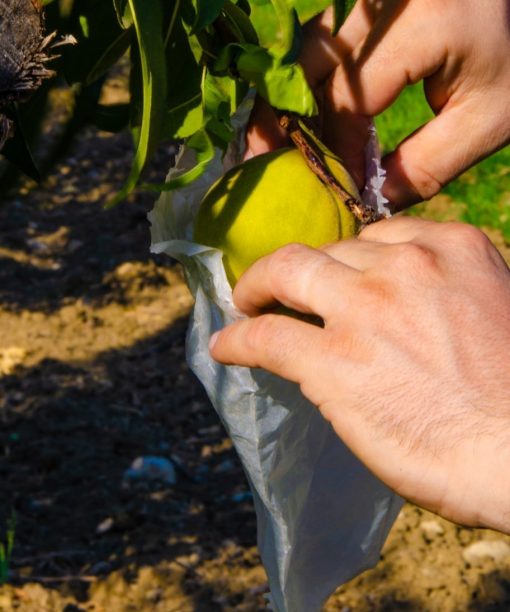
210;217;510;533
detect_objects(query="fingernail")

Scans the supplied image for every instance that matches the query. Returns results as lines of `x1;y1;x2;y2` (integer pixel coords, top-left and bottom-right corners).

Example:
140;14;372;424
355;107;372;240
209;331;220;352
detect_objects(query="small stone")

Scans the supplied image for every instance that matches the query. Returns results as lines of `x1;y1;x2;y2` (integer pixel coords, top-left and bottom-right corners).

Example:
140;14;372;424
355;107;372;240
201;445;213;458
145;588;164;604
213;459;235;474
90;561;111;575
249;583;269;596
115;262;136;277
124;456;177;485
96;517;114;534
0;347;27;376
232;491;253;504
420;520;444;540
462;540;510;565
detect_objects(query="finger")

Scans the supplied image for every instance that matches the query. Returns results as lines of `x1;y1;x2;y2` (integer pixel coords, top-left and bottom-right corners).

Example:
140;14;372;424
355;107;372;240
320;237;390;269
210;313;325;384
245;2;377;159
321;106;372;188
358;216;437;244
328;3;447;117
245;97;289;159
300;3;376;87
382;95;510;208
322;2;447;176
232;243;359;320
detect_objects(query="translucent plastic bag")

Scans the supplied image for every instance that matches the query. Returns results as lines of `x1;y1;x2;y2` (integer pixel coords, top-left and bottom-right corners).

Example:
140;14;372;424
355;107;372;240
149;97;402;611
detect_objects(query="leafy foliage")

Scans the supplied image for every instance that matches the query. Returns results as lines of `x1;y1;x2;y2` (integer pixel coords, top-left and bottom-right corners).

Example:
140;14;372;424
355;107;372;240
3;0;355;203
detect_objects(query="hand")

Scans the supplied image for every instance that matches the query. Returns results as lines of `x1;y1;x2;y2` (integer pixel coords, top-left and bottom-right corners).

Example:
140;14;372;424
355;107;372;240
246;0;510;210
210;217;510;533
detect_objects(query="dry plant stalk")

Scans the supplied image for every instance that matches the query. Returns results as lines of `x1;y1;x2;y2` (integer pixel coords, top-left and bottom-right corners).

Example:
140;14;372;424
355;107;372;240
278;111;385;225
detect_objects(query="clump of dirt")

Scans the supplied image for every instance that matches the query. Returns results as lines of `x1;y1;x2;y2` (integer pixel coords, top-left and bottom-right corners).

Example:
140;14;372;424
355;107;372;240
0;94;510;611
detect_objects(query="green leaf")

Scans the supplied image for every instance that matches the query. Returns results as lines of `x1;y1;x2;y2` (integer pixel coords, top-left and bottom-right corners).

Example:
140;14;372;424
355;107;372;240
112;0;133;28
235;45;318;115
84;27;132;85
107;0;167;207
61;0;127;85
288;0;330;23
79;14;89;37
270;0;295;58
141;129;215;191
202;71;235;145
332;0;356;35
165;10;202;118
6;515;15;559
166;94;203;139
190;0;225;34
128;42;143;130
214;43;241;73
217;1;259;44
345;1;357;13
249;0;295;59
161;3;203;140
0;543;7;584
331;0;345;34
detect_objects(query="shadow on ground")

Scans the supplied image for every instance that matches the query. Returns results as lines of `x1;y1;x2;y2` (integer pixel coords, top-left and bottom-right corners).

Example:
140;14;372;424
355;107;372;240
0;320;262;608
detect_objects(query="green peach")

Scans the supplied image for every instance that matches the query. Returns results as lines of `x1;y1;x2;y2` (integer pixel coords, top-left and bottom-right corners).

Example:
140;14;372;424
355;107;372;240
194;147;359;287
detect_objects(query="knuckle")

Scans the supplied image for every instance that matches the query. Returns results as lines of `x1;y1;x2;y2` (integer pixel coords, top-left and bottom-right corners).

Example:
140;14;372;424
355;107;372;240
313;256;342;284
357;274;396;310
244;314;281;354
324;328;358;361
409;163;443;201
443;222;491;252
245;314;293;370
390;242;438;272
273;242;309;262
358;222;379;241
268;243;309;280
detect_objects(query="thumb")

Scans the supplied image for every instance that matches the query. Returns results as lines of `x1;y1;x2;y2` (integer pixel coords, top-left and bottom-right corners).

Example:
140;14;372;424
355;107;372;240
383;93;510;209
322;2;447;200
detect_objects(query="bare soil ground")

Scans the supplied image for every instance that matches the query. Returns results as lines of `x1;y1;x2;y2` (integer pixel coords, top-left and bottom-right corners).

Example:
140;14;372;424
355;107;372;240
1;94;510;612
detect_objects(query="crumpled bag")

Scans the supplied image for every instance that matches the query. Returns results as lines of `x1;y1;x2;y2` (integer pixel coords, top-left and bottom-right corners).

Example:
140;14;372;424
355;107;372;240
149;96;403;612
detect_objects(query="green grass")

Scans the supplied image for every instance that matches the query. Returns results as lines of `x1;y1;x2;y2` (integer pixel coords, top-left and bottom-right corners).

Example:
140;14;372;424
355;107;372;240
375;84;510;240
0;514;15;585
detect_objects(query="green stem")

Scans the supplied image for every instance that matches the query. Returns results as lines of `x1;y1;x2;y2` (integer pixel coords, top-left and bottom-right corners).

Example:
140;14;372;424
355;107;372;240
164;0;181;47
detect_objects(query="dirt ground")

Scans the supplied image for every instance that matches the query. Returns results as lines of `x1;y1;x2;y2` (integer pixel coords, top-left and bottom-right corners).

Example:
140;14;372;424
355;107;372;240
1;89;510;612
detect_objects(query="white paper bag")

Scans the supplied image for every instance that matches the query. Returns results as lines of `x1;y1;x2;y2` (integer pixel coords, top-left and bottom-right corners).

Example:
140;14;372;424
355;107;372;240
149;97;402;611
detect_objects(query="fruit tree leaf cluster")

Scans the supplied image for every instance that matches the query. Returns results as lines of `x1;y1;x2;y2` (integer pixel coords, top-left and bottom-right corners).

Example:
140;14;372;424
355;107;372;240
5;0;356;204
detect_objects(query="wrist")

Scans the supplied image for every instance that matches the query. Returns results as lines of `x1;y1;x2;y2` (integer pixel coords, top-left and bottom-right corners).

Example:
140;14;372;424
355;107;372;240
480;435;510;533
459;431;510;534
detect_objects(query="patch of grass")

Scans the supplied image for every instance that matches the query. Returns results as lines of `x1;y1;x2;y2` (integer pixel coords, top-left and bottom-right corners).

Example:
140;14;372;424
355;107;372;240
375;83;434;152
0;513;16;585
375;84;510;240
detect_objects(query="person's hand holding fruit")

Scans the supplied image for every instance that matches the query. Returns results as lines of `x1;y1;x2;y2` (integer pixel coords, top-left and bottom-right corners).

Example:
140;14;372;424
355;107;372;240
202;1;510;532
247;0;510;208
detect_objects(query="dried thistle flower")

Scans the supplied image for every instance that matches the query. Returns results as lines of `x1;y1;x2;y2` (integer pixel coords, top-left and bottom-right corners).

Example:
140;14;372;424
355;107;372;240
0;0;74;149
